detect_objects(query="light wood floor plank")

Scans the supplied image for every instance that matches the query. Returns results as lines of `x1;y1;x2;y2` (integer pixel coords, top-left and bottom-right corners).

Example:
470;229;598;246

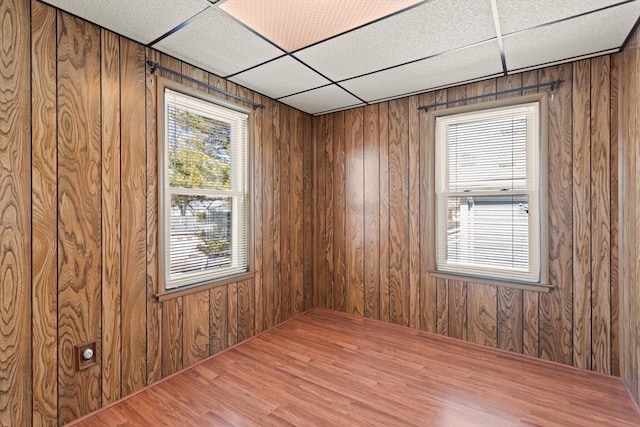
69;309;640;426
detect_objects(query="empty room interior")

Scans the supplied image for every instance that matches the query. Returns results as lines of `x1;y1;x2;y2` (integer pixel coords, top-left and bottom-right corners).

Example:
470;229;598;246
3;0;640;425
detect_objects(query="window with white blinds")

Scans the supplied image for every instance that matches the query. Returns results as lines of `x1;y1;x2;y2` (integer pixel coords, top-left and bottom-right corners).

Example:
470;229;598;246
160;88;249;289
435;101;542;283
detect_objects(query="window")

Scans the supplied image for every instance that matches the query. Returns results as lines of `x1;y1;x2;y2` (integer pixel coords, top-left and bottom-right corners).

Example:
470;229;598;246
159;85;250;290
434;99;546;284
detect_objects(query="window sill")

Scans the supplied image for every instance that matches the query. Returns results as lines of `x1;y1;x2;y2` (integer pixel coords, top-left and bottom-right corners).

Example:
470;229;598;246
156;271;256;302
428;270;551;293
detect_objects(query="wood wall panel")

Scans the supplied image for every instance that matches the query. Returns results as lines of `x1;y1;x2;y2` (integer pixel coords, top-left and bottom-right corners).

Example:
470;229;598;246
31;0;57;423
100;28;122;405
467;283;497;348
418;91;437;333
609;53;620;378
572;59;592;370
279;105;291;321
378;102;390;322
272;101;282;324
497;287;522;353
619;24;640;404
538;64;574;366
388;98;409;325
120;38;147;395
5;2;315;423
590;55;612;374
313;56;623;381
0;0;31;425
210;286;228;354
145;47;162;386
363;105;380;319
408;96;420;329
345;107;364;316
333;111;347;312
312;115;327;308
57;12;102;424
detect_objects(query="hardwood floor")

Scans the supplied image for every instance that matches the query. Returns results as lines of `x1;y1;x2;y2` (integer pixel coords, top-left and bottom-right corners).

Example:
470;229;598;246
68;308;640;426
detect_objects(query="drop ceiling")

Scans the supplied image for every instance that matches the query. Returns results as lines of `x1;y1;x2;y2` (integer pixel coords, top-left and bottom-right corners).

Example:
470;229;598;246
43;0;640;115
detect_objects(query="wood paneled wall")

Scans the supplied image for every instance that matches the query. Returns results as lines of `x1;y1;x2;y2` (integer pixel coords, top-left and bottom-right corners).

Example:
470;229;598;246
1;1;313;425
312;59;621;375
619;24;640;404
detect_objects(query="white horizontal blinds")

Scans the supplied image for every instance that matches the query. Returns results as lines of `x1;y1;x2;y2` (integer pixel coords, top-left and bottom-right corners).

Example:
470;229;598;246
435;102;540;283
164;89;249;289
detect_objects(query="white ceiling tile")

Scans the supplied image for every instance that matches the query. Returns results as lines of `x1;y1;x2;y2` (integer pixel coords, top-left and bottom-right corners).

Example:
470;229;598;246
42;0;209;44
503;2;639;71
294;0;496;82
154;7;283;77
496;0;627;35
279;85;362;115
340;41;503;102
229;56;330;99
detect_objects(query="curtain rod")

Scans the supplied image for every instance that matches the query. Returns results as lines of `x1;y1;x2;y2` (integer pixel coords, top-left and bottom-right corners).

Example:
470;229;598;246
417;79;564;111
146;60;265;109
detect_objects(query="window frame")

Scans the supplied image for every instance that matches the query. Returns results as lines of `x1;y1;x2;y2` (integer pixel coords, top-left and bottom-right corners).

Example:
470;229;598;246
426;94;549;289
156;77;254;300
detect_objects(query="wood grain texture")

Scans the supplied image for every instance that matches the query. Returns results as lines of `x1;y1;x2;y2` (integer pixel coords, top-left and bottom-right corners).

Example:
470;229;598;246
161;298;183;376
272;101;282;324
183;292;210;366
467;283;497;347
388;98;409;325
436;278;449;335
302;113;314;313
0;0;31;425
345;107;365;316
292;109;306;315
279;105;292;321
618;26;640;402
30;0;57;423
313;114;327;308
57;12;102;424
590;55;611;375
408;95;420;329
210;285;228;354
145;47;162;385
523;291;540;357
333;111;347;312
448;281;467;340
237;279;255;342
539;64;574;366
363;104;380;319
120;37;147;395
609;52;620;377
378;102;390;322
262;98;275;329
71;309;640;427
228;283;239;346
497;287;523;353
324;114;335;309
100;28;122;405
572;59;592;370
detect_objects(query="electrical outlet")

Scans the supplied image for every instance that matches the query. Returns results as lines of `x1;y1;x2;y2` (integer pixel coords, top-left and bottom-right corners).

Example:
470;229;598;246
76;341;97;371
